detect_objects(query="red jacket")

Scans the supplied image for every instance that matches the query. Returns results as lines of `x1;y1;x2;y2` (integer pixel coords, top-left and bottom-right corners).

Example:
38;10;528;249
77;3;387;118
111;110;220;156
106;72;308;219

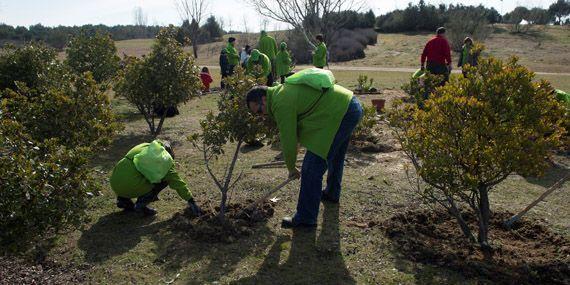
421;35;451;66
200;72;213;91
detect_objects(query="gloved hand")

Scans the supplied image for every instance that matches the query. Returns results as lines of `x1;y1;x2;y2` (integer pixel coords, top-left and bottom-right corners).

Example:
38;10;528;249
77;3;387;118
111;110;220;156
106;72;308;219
187;198;203;216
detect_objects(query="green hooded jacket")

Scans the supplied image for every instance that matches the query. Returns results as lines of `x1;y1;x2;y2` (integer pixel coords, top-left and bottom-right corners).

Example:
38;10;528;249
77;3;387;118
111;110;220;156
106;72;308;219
246;49;271;78
312;42;327;68
267;83;353;170
275;43;292;77
258;31;278;60
110;142;193;200
225;42;240;66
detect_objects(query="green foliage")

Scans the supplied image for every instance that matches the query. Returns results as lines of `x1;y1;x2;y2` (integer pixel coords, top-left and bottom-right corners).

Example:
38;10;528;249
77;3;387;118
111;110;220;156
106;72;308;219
2;73;121;150
190;67;272;220
0;41;120;256
390;55;567;255
549;0;570;24
356;74;375;93
0;43;68;94
352;104;377;141
116;26;201;136
65;31;121;86
0;120;96;256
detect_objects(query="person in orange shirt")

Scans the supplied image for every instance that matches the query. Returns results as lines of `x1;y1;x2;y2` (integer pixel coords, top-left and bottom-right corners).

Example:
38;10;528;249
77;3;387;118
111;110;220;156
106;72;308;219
200;67;213;93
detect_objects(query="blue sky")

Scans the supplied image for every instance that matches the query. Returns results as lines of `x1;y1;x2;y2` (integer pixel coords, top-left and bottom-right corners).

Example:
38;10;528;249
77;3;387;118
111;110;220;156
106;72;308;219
0;0;557;31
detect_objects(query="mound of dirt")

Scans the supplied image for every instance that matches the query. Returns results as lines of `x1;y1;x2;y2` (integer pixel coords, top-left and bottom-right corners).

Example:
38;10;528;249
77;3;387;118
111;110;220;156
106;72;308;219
170;200;275;243
0;257;86;285
384;209;570;284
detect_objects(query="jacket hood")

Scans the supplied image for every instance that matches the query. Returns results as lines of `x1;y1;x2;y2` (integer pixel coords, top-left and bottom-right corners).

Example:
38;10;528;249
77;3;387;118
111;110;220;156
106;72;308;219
251;49;261;61
280;42;287;50
260;30;267;37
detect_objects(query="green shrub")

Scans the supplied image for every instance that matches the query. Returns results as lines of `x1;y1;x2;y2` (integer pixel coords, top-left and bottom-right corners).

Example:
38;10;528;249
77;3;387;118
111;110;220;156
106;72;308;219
65;31;121;87
115;26;201;136
390;56;567;258
0;42;120;257
352;104;377;141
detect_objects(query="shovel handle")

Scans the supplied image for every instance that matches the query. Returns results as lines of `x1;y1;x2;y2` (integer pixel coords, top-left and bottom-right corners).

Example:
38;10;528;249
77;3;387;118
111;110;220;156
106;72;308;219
241;177;296;213
252;159;303;169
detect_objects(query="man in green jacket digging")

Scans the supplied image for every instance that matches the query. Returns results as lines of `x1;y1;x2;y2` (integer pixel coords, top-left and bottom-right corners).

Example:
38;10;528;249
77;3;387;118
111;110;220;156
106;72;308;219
110;140;202;216
245;71;363;228
246;49;273;86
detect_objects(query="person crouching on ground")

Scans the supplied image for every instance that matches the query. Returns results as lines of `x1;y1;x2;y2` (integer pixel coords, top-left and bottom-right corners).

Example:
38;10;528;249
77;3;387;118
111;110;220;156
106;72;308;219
110;140;202;217
246;49;273;86
245;83;363;228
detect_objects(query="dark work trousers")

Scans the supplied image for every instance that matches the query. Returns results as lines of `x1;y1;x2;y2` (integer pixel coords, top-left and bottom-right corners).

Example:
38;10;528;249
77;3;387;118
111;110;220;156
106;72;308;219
426;61;450;85
116;181;169;209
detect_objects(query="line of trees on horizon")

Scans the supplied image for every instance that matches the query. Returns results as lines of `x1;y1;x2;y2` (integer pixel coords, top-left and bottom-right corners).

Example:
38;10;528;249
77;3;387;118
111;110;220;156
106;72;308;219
375;0;570;34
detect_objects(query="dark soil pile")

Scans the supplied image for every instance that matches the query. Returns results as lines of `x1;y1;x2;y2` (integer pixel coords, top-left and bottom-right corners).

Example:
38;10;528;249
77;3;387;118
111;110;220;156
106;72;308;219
170;200;275;243
351;132;399;154
0;257;86;285
384;209;570;284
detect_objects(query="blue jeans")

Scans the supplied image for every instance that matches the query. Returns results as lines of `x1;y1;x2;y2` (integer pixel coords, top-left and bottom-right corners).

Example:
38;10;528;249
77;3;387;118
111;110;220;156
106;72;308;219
293;96;363;224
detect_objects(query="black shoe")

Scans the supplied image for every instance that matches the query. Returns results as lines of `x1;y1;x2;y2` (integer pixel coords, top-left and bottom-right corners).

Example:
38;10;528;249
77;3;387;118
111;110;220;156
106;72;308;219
321;192;339;204
136;205;157;216
281;216;317;229
117;199;135;212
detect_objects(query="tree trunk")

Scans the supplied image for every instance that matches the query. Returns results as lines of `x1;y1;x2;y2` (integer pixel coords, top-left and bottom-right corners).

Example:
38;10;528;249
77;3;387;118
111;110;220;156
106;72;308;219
192;43;198;59
218;140;243;223
154;113;167;137
477;185;493;259
447;197;476;243
218;190;227;222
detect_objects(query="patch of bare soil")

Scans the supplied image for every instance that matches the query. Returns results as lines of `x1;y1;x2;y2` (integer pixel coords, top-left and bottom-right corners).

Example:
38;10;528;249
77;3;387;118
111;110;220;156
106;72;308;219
0;257;87;285
384;209;570;285
170;200;275;243
351;121;400;154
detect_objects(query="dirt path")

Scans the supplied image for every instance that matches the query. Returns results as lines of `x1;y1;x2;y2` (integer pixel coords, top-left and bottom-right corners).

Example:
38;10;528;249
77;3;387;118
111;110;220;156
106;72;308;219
205;64;570;76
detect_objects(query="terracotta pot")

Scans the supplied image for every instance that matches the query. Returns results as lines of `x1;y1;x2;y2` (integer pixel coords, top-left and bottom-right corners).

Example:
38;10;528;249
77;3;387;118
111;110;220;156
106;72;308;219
371;99;386;112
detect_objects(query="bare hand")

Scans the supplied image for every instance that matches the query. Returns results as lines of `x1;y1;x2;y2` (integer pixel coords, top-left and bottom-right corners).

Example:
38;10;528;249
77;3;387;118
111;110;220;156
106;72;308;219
288;168;301;180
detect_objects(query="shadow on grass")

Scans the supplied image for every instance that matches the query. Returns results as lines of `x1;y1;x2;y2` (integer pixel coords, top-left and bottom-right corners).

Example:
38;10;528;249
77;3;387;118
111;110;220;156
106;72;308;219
150;216;274;283
524;160;570;188
91;132;153;172
232;203;356;285
78;211;163;263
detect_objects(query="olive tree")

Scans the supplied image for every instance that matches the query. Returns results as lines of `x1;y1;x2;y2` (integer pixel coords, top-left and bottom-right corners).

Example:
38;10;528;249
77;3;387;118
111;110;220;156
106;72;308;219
189;67;273;222
65;31;120;88
115;26;202;137
390;56;567;258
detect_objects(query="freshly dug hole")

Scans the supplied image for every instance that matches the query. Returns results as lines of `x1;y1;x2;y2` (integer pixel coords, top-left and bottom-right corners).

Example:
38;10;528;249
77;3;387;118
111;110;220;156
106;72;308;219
384;209;570;285
169;200;275;243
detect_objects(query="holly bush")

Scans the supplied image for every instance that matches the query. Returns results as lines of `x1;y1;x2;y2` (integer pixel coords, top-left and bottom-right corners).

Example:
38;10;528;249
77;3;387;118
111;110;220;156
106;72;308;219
0;42;120;256
115;26;201;137
390;56;567;258
0;43;69;95
190;67;273;221
65;31;120;87
352;104;377;142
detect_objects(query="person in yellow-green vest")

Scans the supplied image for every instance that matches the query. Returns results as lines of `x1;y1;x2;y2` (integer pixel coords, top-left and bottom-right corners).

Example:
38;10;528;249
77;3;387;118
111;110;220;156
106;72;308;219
225;37;240;76
110;140;202;216
457;37;479;77
246;49;273;86
258;30;278;78
312;34;327;69
245;79;363;228
275;42;292;84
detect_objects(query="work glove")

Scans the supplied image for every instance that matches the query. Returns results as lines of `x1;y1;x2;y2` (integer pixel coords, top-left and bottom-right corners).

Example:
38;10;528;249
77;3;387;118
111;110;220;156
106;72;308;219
187;198;203;217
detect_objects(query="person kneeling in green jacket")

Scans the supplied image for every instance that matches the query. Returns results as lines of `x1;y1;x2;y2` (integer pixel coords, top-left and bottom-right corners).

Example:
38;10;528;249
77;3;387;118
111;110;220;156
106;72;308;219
245;81;363;228
110;140;202;216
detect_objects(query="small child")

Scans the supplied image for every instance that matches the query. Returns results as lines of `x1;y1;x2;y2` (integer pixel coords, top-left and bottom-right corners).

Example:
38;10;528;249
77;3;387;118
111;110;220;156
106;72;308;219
200;67;213;93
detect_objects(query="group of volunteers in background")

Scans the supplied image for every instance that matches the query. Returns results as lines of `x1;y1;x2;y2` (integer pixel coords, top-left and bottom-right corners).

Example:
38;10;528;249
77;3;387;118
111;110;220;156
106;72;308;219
109;27;568;228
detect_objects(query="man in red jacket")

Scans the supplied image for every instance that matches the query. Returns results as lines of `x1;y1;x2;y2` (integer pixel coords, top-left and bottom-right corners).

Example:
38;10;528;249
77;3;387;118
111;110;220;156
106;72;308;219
421;27;452;84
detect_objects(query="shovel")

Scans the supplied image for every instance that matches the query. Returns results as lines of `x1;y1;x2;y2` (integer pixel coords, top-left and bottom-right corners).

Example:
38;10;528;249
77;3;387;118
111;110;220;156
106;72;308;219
239;177;296;215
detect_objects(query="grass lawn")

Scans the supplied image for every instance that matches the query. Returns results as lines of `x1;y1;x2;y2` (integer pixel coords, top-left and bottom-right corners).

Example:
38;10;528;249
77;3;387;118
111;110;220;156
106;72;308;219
47;88;570;284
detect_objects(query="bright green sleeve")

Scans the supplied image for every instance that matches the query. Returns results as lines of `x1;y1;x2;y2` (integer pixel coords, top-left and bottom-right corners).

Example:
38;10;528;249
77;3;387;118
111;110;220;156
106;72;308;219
245;59;253;74
163;166;193;201
273;103;298;171
316;45;326;60
262;55;271;77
